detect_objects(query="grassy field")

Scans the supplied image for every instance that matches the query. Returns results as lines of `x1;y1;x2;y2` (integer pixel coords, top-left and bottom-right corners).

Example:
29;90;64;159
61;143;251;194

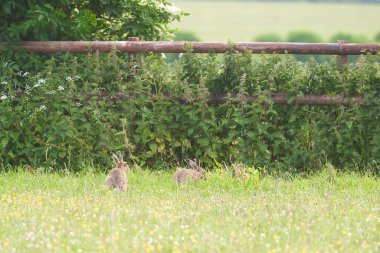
170;0;380;41
0;169;379;252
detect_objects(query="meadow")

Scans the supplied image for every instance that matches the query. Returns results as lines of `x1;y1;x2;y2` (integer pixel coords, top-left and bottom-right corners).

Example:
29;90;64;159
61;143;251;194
1;3;379;252
1;169;379;252
170;0;380;41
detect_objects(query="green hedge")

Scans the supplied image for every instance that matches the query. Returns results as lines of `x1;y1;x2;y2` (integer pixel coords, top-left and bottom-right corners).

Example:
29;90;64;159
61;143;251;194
1;51;380;172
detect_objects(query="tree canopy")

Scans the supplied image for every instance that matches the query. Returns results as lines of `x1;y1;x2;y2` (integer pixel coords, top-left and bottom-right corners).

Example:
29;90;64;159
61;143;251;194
0;0;185;41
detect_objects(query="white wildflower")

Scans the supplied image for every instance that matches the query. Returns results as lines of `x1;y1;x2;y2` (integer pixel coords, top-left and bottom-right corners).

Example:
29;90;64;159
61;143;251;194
18;71;29;77
38;78;46;84
25;231;36;241
65;76;73;82
1;94;7;100
39;105;47;111
93;111;101;117
157;3;181;14
34;78;46;88
147;237;154;244
46;90;56;95
58;86;65;91
161;53;166;59
1;81;8;85
75;102;82;107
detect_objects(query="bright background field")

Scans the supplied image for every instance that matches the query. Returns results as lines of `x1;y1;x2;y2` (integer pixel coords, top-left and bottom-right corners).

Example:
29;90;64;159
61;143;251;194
0;171;379;252
170;0;380;41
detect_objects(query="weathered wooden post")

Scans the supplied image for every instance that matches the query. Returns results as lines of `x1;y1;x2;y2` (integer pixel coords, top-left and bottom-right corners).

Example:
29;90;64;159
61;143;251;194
127;37;140;82
337;40;349;70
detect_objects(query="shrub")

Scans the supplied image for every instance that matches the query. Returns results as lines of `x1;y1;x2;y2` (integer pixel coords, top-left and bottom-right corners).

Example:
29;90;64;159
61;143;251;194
174;30;201;41
166;30;201;62
329;32;369;43
1;51;379;172
0;0;186;78
375;32;380;42
287;31;325;62
287;31;322;43
0;0;185;41
254;33;283;42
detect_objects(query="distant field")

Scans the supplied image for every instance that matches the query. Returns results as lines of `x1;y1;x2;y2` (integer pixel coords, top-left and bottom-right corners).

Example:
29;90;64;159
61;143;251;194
170;0;380;41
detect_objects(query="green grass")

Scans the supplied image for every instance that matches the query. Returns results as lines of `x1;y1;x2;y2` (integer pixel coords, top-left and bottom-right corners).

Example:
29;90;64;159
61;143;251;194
0;170;379;252
170;0;380;42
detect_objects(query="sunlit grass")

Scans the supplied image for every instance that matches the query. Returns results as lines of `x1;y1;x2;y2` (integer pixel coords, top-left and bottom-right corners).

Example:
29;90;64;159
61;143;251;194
0;170;379;252
170;0;380;42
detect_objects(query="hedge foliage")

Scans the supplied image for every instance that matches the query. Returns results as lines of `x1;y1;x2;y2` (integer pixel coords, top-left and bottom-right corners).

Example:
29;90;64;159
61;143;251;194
1;51;380;172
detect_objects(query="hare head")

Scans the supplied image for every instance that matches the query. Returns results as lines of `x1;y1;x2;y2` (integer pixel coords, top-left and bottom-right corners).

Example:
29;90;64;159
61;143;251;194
112;153;130;172
187;159;206;179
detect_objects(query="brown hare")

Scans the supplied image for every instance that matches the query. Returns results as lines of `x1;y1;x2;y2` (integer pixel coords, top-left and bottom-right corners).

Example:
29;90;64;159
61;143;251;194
106;154;130;191
173;159;206;186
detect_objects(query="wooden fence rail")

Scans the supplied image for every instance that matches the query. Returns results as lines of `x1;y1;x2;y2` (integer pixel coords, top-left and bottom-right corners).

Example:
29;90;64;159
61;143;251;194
11;91;367;106
87;92;367;106
1;40;379;55
2;39;379;106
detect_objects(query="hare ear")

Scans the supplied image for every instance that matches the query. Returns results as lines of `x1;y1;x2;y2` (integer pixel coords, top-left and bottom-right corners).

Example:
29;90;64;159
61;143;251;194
195;159;204;172
187;159;196;168
112;154;119;164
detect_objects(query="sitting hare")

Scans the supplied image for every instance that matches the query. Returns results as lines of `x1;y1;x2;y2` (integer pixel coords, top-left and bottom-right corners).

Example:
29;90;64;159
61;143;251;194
106;154;130;191
173;159;206;186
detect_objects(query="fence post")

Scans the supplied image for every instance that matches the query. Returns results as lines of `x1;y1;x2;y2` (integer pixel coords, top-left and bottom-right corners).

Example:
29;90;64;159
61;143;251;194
127;37;139;82
337;40;349;70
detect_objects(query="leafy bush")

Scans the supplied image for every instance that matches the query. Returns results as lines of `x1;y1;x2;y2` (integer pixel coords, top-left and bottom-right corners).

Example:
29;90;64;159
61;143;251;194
254;33;283;42
287;31;322;43
0;0;186;79
0;0;184;41
174;30;201;42
375;32;380;42
329;32;369;43
287;31;325;62
1;51;380;173
166;30;201;62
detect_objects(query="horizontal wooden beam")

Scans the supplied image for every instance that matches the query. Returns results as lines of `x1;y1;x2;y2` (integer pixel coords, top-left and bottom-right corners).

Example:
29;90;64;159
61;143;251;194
11;90;367;105
68;92;365;106
1;41;379;55
203;93;365;106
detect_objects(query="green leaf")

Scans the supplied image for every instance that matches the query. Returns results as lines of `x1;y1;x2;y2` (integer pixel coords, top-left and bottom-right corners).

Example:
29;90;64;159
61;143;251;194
345;121;353;130
197;138;209;146
213;157;222;169
3;3;11;14
58;151;66;158
0;138;8;148
149;143;158;154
